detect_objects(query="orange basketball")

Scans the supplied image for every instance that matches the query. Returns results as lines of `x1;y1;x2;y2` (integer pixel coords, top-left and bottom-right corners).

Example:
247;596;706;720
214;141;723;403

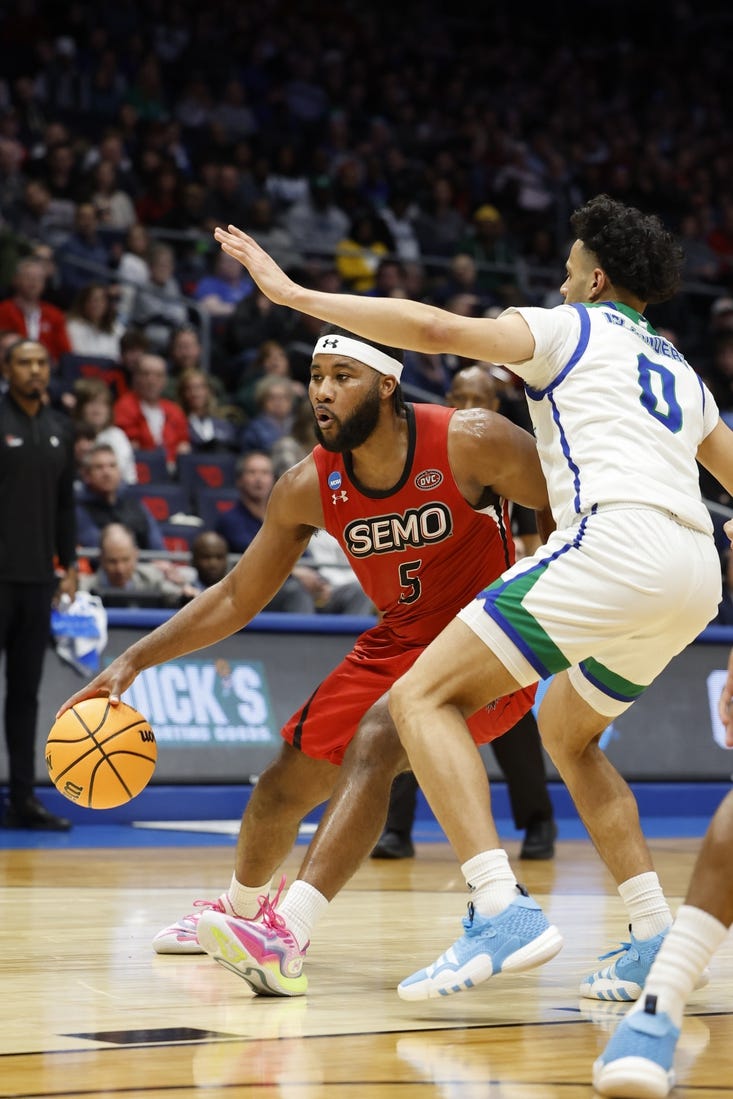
46;697;157;809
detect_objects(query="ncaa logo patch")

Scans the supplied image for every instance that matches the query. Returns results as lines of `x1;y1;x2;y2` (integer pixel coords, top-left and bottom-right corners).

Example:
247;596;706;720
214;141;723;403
415;469;443;491
328;471;342;491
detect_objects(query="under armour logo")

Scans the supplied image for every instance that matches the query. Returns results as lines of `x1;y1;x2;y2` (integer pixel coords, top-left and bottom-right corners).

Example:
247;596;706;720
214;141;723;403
322;337;339;349
332;490;348;504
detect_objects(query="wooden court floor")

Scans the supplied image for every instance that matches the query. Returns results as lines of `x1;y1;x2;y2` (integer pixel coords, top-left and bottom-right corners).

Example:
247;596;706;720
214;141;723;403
1;837;732;1098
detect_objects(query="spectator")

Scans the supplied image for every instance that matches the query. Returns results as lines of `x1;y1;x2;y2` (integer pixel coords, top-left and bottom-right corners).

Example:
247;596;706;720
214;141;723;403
8;177;74;251
284;174;350;260
56;202;114;304
75;442;164;551
216;450;316;613
39;140;83;205
243;195;303;274
0;256;71;367
117;327;149;381
379;185;421;261
116;223;151;324
129;242;189;353
72;377;137;483
434;253;497;313
264;144;309;212
234;337;304;418
200;162;252;234
89;160;137;232
66;282;125;359
72;420;98;490
366;257;409;299
271;395;317;479
177;367;241;453
187;530;231;592
193;250;254;317
211;78;257;142
81;522;187;608
445;363;541;555
413;177;467;259
335;211;392;293
455;204;521;306
164;324;206;390
238;375;296;454
300;530;376;616
113;351;190;467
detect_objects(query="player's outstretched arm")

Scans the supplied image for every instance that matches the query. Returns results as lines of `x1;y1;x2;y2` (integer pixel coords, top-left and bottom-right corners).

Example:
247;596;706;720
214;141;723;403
56;464;321;717
213;224;536;367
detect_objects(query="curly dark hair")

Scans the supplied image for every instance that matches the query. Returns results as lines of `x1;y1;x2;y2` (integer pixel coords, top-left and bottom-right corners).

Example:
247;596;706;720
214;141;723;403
570;194;683;304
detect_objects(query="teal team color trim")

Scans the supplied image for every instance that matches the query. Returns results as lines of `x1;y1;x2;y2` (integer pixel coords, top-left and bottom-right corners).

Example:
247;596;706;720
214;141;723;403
484;568;570;674
579;656;646;702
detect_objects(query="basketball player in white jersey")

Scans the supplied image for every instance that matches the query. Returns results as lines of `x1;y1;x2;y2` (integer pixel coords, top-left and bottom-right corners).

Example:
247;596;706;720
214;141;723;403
215;194;733;1096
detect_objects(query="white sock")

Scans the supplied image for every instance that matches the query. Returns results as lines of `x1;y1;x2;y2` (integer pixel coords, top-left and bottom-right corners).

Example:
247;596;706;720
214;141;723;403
226;873;272;918
618;872;672;940
461;849;517;916
278;880;329;950
629;905;728;1027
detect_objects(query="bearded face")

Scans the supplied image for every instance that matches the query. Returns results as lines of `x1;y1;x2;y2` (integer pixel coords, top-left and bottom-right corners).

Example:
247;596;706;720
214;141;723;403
313;374;383;452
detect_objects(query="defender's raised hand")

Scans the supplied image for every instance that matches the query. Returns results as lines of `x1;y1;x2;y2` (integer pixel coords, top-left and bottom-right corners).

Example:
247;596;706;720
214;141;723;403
213;224;296;307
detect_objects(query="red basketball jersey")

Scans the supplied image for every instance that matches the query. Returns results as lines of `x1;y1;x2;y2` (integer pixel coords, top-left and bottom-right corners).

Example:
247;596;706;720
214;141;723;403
313;402;516;646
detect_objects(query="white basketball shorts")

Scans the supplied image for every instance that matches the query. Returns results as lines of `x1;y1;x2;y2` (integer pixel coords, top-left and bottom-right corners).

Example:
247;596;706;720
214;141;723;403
458;506;722;717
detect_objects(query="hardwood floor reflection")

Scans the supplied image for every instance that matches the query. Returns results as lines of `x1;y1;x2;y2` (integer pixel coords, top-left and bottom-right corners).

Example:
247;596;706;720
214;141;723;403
1;837;731;1098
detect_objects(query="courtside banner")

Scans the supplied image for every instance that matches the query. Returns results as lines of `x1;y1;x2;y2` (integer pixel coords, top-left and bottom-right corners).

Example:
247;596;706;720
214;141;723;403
5;617;733;786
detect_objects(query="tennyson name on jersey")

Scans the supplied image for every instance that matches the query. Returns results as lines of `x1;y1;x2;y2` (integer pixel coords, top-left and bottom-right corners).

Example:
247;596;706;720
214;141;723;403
344;503;453;557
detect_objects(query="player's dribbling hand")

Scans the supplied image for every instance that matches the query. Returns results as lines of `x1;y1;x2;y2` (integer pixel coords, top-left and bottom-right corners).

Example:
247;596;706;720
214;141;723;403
55;654;138;720
213;224;295;307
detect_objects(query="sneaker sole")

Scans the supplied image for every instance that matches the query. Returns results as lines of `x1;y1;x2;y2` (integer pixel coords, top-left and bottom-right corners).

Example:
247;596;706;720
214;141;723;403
592;1055;674;1098
581;966;710;1002
198;916;308;998
397;925;564;1001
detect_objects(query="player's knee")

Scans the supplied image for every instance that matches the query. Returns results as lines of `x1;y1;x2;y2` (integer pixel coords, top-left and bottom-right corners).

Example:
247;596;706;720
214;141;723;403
388;671;423;735
348;704;407;775
250;752;333;817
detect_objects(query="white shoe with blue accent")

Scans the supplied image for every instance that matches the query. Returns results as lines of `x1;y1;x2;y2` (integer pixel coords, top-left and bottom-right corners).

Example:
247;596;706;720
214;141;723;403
580;926;709;1002
397;885;563;1001
593;994;679;1098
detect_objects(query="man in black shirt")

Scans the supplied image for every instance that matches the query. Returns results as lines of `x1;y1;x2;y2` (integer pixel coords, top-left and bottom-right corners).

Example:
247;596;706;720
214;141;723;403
0;339;77;830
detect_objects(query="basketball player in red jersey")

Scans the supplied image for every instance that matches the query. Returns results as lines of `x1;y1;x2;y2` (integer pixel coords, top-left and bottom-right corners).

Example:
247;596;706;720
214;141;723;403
59;326;557;996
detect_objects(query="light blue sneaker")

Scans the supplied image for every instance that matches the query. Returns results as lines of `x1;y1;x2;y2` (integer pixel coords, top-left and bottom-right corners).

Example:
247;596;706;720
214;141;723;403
593;994;679;1098
581;927;668;1002
397;885;563;1001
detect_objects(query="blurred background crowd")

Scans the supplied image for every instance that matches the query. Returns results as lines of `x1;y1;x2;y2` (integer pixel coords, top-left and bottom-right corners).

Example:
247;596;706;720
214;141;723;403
2;0;733;615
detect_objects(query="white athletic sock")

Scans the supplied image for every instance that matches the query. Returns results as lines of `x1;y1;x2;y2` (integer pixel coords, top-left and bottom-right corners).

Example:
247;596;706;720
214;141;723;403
628;905;728;1028
618;872;672;940
461;849;518;917
226;873;272;919
278;880;329;951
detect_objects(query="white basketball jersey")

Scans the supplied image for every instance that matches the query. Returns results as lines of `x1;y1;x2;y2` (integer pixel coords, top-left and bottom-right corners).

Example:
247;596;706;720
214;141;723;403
507;302;718;533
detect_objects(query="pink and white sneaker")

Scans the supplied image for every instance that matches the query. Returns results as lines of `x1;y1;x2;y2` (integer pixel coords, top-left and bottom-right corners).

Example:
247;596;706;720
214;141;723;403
198;883;308;996
153;895;234;954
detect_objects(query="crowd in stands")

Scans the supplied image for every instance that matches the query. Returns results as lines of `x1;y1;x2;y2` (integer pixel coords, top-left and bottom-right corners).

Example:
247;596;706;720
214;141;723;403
1;0;733;616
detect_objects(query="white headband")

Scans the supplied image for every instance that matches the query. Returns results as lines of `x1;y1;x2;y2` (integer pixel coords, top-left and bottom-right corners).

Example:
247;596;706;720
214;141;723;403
312;334;403;381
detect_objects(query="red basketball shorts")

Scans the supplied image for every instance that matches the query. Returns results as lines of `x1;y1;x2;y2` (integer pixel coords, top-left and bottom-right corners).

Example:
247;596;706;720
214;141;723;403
281;624;537;764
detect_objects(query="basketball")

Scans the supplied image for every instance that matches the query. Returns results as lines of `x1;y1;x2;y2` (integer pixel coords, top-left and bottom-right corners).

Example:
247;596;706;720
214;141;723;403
46;697;157;809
